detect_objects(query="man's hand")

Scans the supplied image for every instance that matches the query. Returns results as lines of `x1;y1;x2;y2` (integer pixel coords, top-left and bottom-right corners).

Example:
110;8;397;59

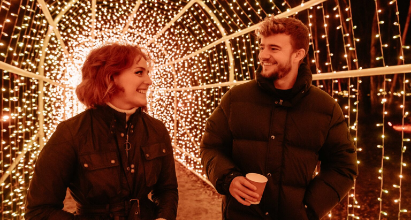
229;176;260;206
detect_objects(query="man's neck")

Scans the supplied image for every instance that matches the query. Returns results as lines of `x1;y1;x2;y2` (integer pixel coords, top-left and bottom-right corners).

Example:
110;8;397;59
274;68;299;90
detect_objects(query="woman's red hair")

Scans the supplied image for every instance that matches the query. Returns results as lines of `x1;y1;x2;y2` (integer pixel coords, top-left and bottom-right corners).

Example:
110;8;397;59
76;43;151;109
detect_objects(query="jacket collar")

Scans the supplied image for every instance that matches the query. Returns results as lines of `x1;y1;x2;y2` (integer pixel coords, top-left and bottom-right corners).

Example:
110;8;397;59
92;104;142;127
255;63;312;106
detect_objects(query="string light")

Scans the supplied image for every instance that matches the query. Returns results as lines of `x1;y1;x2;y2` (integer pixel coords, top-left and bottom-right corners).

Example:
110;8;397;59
305;1;362;218
339;0;361;218
373;1;389;219
0;0;410;219
391;0;409;219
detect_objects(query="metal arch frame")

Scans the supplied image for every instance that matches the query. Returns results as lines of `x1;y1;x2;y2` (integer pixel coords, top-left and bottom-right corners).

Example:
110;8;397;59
116;29;204;178
0;0;355;188
1;0;330;148
37;0;72;61
36;0;79;149
33;0;328;185
155;0;327;70
37;0;193;163
0;0;79;184
0;134;39;185
155;64;411;92
140;0;235;169
65;0;143;47
126;29;181;149
39;0;80;78
199;1;235;82
144;0;198;47
139;32;199;165
121;0;143;36
0;61;70;88
0;0;409;190
144;0;235;82
39;0;79;75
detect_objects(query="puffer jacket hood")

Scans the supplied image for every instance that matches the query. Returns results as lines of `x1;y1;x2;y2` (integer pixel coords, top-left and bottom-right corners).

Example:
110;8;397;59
255;63;312;106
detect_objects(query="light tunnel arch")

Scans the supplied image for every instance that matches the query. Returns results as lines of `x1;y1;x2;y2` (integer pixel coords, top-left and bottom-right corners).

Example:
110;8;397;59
1;0;411;219
36;0;239;184
38;0;236;84
0;0;347;185
3;0;410;183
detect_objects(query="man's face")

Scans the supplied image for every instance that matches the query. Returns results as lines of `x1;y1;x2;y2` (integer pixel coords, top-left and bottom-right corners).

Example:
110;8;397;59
258;33;295;80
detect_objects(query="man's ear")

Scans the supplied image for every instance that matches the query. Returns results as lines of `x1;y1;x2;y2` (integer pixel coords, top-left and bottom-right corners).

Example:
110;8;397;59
293;48;306;63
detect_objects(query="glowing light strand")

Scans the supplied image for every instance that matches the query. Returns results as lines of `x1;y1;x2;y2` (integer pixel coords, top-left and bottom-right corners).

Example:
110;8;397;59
374;1;388;219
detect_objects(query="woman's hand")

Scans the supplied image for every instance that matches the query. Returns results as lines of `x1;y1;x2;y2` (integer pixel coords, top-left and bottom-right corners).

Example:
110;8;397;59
229;176;260;206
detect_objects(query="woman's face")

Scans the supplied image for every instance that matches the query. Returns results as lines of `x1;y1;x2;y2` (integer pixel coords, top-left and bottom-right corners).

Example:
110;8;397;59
110;57;152;109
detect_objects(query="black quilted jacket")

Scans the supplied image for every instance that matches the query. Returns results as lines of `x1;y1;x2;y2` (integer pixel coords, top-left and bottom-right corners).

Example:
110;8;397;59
201;63;357;220
26;106;178;220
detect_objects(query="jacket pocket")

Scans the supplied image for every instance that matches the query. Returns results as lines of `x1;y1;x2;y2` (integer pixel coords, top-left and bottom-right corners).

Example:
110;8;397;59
225;195;264;220
141;143;170;187
79;151;121;201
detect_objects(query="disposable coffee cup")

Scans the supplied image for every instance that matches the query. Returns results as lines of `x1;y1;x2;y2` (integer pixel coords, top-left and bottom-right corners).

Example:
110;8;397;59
245;173;268;204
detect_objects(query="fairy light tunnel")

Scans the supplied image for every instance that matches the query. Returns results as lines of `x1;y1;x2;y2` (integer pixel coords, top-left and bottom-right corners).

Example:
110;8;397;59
0;0;410;219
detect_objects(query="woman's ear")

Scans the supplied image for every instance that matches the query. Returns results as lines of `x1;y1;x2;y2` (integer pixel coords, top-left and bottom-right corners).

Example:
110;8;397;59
111;73;118;82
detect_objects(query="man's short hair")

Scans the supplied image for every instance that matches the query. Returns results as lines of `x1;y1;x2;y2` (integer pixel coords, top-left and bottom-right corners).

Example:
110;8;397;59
76;43;151;109
256;17;309;55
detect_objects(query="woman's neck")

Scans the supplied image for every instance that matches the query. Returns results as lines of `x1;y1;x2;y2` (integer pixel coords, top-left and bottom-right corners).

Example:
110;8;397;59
106;102;138;121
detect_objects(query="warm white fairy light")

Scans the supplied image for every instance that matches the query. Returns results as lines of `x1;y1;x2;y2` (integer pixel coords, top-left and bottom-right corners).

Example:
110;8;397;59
1;0;410;219
338;0;361;218
374;1;392;220
0;0;53;217
391;0;409;218
306;1;362;218
369;0;411;219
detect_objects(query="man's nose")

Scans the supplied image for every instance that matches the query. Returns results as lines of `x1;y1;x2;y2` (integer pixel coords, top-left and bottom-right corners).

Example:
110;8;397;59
259;49;269;60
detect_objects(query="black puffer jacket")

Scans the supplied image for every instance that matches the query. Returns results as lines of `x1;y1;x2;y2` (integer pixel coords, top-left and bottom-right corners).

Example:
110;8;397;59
201;63;357;220
26;106;178;220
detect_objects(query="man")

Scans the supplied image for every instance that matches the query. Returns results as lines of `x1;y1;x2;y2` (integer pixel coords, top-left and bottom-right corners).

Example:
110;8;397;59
200;17;357;220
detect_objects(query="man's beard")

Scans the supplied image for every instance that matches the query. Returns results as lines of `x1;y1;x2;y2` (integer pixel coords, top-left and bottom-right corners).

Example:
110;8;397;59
260;57;292;80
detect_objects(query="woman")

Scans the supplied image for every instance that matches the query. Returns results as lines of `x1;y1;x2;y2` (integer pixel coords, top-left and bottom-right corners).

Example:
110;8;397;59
25;43;178;220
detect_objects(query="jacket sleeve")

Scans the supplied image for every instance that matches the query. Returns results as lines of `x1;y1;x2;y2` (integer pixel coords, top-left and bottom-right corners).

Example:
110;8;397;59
200;90;243;195
304;103;358;219
25;122;76;220
152;125;179;220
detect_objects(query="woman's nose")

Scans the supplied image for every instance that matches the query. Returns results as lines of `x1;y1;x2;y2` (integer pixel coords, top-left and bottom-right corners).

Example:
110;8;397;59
146;75;153;85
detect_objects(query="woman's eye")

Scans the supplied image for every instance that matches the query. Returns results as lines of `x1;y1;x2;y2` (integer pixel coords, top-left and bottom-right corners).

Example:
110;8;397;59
135;71;143;75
